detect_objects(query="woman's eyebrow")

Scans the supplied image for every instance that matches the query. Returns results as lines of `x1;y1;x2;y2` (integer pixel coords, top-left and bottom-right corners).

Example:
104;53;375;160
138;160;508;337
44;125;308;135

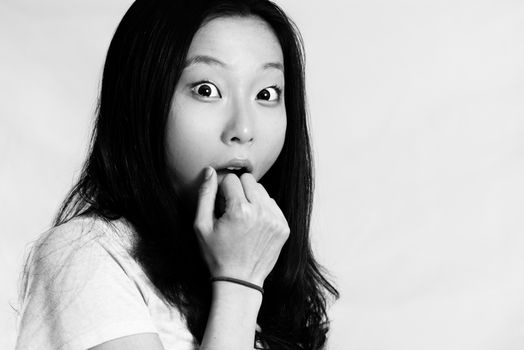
184;54;284;72
263;61;284;73
184;55;225;68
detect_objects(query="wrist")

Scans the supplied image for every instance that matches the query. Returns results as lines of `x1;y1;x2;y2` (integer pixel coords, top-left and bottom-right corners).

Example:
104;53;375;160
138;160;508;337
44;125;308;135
211;279;263;305
210;276;264;295
212;269;264;287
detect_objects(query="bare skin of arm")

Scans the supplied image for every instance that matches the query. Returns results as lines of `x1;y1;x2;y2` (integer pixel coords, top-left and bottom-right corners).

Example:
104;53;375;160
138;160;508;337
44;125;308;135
200;281;262;349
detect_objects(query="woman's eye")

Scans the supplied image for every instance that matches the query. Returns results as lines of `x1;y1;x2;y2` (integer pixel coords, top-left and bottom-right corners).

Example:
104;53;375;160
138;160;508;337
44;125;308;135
191;82;221;98
256;86;282;102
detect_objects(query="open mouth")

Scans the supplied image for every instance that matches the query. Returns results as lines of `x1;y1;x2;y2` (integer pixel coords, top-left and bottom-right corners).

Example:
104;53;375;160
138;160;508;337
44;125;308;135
217;167;250;177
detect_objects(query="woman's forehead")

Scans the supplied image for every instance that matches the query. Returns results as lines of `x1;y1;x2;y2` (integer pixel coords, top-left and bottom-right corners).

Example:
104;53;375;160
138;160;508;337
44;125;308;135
185;16;284;71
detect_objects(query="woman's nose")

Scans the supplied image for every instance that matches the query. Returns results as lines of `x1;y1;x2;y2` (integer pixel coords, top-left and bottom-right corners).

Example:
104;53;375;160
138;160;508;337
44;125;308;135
221;99;254;145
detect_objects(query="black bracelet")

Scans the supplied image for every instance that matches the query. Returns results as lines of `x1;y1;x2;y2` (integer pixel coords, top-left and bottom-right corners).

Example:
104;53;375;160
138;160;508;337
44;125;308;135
210;276;264;295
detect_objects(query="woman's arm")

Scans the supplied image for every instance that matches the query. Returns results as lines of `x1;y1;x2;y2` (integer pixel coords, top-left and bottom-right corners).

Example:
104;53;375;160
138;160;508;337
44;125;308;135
88;333;165;350
90;281;262;350
200;281;262;350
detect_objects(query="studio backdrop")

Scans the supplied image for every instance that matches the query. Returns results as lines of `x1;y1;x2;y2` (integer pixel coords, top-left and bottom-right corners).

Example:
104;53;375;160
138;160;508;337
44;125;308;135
1;0;524;349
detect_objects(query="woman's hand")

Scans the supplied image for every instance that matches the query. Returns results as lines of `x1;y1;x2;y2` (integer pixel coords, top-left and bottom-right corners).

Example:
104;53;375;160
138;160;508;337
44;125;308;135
193;167;290;287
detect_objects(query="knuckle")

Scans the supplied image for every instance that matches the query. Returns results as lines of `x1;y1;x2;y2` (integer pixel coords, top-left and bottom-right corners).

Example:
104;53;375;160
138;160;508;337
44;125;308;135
229;201;252;220
255;183;269;197
258;208;273;224
192;220;201;231
238;202;251;215
269;219;283;233
277;221;290;237
193;221;207;234
263;189;272;199
198;185;209;196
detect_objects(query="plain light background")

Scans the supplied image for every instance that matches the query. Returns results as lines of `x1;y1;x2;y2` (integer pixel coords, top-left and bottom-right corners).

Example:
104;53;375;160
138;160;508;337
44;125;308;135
1;0;524;349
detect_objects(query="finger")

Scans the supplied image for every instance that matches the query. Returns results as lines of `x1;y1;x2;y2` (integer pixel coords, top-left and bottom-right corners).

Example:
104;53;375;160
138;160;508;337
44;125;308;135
250;181;285;220
255;182;271;201
259;189;286;222
194;166;217;232
239;173;259;204
220;173;248;205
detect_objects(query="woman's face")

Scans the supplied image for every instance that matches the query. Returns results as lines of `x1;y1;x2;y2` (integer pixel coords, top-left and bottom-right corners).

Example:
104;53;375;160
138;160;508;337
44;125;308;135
165;15;286;207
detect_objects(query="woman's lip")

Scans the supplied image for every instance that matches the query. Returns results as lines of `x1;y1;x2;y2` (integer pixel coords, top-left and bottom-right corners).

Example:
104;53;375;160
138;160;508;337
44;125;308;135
216;158;254;173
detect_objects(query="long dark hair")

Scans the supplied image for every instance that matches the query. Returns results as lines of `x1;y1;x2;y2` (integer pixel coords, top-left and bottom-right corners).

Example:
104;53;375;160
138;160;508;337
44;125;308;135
52;0;339;348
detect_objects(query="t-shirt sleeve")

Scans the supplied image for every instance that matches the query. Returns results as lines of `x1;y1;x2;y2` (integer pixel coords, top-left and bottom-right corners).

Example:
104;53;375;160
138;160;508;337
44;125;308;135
15;221;158;350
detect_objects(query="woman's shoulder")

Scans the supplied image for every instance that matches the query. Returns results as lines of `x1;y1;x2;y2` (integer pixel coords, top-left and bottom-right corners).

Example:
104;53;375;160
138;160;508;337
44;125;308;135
15;216;167;350
22;214;140;296
31;215;135;262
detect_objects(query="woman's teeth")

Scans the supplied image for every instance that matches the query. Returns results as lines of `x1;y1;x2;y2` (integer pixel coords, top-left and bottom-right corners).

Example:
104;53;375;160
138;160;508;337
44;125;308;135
218;167;248;176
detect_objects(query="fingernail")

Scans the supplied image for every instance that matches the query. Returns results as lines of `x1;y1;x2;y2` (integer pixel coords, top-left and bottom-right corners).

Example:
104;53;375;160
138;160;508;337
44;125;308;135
205;166;214;180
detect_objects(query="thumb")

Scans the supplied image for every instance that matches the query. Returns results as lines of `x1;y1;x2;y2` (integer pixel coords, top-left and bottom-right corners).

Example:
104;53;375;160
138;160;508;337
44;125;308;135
194;166;217;233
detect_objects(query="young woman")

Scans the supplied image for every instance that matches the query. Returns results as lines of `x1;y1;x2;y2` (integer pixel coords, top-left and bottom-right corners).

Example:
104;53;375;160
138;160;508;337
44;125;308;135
15;0;339;349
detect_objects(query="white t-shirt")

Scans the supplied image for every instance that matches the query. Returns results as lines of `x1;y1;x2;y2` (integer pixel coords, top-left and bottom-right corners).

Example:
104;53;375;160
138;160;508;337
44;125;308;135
15;215;263;350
